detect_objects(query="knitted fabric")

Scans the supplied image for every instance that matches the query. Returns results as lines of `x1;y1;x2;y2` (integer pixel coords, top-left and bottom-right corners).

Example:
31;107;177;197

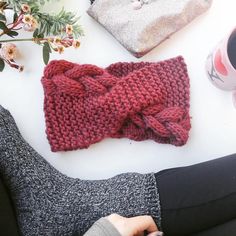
42;56;191;152
0;105;161;236
84;218;121;236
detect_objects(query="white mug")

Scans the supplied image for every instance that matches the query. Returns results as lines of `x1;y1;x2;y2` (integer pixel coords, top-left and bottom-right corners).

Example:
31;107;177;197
206;27;236;107
206;28;236;90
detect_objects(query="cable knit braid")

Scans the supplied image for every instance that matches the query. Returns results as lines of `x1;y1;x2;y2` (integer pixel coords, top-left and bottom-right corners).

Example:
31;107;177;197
42;56;191;152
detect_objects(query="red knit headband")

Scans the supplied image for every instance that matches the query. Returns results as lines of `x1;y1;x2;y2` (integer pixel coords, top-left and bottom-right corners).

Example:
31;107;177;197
42;56;191;152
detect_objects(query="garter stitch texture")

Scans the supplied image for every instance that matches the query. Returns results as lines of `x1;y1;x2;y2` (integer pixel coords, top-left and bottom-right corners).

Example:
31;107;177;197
0;105;161;236
42;56;191;152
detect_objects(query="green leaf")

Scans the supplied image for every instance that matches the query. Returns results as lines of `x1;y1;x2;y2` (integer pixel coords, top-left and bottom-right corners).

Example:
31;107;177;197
45;41;51;53
33;28;39;38
5;1;83;37
0;21;8;31
5;0;48;12
13;13;18;22
0;58;5;72
38;33;44;39
6;31;19;37
43;42;51;65
0;14;6;22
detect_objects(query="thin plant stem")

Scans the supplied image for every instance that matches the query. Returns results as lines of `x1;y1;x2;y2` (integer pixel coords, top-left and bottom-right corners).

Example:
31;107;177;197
0;38;47;43
0;38;33;42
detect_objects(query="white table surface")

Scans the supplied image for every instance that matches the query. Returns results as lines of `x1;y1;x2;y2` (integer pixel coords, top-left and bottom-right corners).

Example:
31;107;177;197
0;0;236;180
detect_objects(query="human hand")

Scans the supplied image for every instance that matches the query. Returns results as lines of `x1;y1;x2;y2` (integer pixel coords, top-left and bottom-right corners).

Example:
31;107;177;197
106;214;164;236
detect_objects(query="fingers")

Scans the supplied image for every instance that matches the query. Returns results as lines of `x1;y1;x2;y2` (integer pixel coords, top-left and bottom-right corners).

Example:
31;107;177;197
126;215;158;233
106;214;164;236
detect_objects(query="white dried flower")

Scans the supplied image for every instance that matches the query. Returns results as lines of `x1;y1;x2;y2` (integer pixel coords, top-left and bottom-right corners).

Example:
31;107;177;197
66;24;73;35
53;37;62;45
72;40;80;49
22;15;38;32
56;45;65;54
0;43;19;61
21;4;31;13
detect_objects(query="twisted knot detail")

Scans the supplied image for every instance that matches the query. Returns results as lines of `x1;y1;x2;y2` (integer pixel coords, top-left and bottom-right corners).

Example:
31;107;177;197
42;57;191;152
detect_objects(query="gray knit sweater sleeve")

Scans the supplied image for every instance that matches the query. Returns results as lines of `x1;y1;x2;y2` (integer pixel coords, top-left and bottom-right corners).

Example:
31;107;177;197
84;218;121;236
0;105;162;236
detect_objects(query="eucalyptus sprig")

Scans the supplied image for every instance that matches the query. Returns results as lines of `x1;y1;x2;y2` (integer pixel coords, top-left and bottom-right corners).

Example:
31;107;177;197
32;7;83;38
0;0;83;72
5;0;49;11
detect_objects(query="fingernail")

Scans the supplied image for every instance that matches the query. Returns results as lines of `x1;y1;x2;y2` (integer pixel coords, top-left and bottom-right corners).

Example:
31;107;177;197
157;232;164;236
148;231;164;236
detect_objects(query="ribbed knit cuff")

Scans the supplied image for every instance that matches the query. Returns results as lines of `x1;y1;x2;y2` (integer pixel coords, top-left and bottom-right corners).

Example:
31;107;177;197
84;218;121;236
144;173;162;231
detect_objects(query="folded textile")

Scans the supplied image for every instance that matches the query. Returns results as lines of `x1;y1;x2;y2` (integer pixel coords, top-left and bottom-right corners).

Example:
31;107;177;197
42;56;191;152
87;0;213;57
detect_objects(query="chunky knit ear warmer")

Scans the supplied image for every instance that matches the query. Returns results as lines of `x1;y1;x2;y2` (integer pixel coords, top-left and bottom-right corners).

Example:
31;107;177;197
42;56;191;152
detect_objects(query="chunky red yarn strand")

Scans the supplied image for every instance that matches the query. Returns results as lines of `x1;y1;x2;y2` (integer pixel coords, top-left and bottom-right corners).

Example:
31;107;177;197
42;56;191;152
